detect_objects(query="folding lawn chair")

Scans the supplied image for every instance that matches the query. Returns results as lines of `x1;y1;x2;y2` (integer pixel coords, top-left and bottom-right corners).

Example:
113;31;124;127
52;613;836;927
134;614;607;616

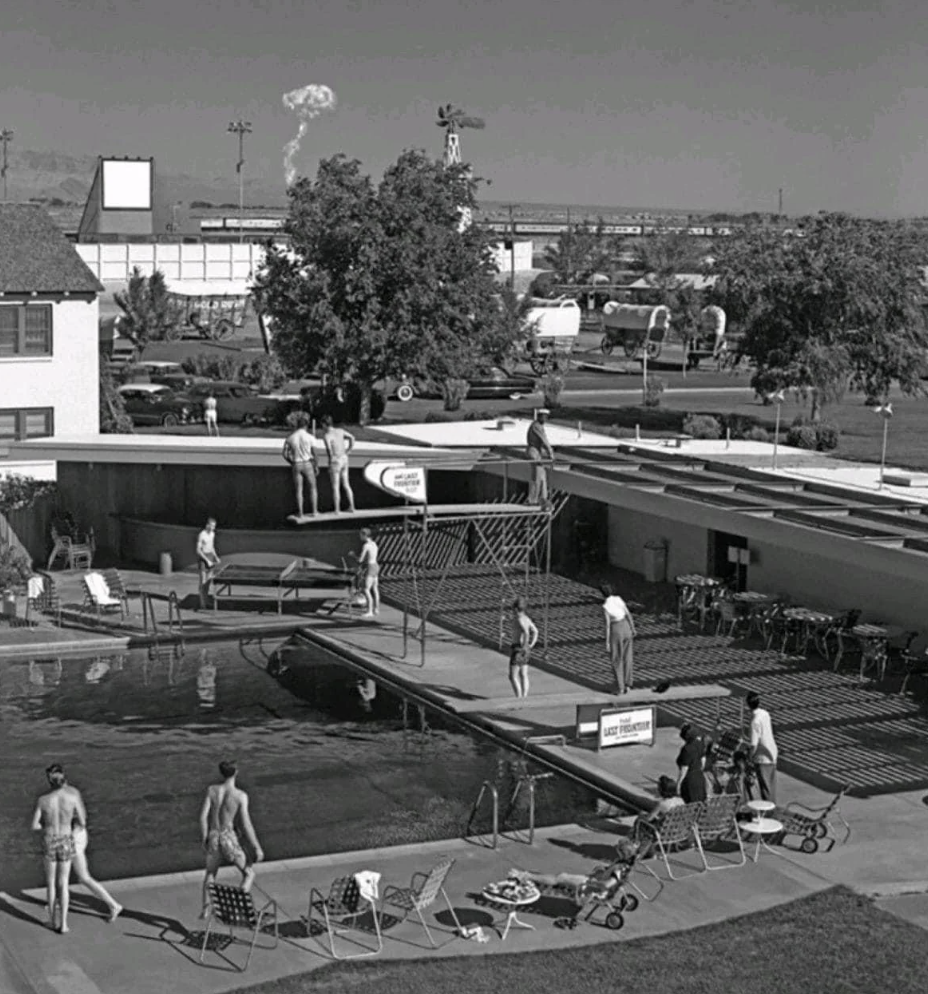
693;795;746;870
200;883;279;972
634;803;701;880
381;856;462;948
306;875;383;960
82;571;126;622
774;787;851;854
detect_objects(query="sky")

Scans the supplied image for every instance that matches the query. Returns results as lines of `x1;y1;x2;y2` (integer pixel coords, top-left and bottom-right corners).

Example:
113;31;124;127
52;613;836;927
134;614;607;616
1;0;928;217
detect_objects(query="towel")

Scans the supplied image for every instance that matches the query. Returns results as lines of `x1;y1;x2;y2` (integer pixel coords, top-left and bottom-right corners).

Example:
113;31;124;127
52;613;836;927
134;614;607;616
27;575;44;600
354;870;381;903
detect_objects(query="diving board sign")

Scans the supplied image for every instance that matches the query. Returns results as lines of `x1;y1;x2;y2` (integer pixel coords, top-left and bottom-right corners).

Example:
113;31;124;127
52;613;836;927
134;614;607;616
597;706;655;750
364;462;427;503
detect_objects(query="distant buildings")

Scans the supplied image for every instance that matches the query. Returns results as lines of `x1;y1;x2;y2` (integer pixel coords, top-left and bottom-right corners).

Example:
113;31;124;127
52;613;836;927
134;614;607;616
0;204;102;444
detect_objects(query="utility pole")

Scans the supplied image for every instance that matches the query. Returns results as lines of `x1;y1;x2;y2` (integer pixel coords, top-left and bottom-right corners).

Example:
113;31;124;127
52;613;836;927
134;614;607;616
0;129;13;201
507;203;518;289
778;187;783;216
227;120;252;243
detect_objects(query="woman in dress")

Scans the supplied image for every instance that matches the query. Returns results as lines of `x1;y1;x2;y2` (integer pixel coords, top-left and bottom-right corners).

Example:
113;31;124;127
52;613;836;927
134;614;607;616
675;723;708;804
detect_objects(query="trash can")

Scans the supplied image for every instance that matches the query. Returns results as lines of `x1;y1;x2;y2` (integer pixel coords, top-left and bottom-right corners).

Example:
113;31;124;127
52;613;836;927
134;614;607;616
642;540;667;583
159;552;173;578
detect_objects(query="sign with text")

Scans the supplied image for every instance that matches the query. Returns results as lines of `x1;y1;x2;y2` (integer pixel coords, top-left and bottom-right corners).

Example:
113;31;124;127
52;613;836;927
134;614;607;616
363;462;427;503
597;706;655;750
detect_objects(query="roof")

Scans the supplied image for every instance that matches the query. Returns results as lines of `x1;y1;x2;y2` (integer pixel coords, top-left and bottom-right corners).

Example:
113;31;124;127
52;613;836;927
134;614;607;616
0;204;103;295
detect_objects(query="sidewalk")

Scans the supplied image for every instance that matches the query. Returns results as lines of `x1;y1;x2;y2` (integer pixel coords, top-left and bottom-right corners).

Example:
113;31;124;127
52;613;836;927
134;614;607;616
0;822;833;994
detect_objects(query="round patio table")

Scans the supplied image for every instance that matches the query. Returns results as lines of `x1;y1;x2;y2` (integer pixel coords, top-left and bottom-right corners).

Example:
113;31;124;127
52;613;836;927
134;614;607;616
675;575;723;630
481;881;541;940
783;608;835;658
740;812;783;862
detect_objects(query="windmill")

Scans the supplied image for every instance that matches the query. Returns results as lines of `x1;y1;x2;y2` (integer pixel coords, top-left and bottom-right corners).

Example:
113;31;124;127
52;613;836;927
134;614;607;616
436;104;485;230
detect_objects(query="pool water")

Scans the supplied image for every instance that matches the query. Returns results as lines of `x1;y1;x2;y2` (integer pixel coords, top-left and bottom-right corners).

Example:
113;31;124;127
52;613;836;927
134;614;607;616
0;638;597;892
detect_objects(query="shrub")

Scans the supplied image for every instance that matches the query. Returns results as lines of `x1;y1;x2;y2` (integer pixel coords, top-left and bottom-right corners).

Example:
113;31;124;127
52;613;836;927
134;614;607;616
814;421;840;451
720;413;764;439
643;376;665;408
786;423;817;450
424;411;457;423
0;474;57;514
743;426;771;443
441;378;470;412
682;413;722;440
0;544;33;591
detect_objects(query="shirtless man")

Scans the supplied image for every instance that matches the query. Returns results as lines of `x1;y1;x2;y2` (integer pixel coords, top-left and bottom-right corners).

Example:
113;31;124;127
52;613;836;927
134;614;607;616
321;415;356;514
200;760;263;917
31;763;83;933
356;528;380;618
282;413;318;518
203;391;219;437
70;784;122;922
196;518;221;609
509;597;539;698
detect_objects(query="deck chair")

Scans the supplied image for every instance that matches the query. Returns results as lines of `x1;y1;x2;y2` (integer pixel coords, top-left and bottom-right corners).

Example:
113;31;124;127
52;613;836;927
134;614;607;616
714;599;744;639
634;803;701;880
693;795;746;870
26;571;61;626
899;634;928;695
101;568;131;615
306;875;383;960
775;787;851;854
82;572;126;621
200;883;279;972
380;856;462;948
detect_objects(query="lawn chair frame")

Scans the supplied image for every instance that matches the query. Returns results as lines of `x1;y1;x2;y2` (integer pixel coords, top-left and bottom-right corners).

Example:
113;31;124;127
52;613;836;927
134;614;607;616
82;572;127;622
634;803;702;880
693;795;746;870
200;883;279;972
307;876;383;960
380;856;462;948
775;787;851;854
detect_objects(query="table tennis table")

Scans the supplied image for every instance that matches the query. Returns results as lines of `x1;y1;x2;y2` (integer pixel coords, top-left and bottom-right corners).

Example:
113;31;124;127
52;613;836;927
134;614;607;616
208;558;357;615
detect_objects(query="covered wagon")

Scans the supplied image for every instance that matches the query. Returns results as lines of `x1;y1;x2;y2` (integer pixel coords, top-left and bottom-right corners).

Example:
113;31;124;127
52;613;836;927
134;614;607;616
164;279;254;341
521;297;581;373
600;303;671;359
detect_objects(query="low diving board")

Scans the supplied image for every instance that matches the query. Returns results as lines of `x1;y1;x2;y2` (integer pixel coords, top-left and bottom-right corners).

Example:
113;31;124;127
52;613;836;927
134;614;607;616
446;683;732;714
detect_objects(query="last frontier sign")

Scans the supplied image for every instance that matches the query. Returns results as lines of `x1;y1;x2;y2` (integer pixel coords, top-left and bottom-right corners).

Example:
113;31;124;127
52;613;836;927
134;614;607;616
363;461;427;503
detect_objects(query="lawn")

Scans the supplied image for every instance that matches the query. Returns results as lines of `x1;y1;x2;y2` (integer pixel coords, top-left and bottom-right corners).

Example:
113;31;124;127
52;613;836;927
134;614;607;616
237;887;927;994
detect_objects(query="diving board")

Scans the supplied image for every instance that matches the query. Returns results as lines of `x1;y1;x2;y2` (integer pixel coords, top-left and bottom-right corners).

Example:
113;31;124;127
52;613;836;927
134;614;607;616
446;683;732;714
287;502;549;526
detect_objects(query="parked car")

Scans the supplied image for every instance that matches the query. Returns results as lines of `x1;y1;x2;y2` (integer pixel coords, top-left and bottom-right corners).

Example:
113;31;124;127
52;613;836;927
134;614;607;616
185;381;298;425
396;368;536;402
149;373;213;392
117;383;200;427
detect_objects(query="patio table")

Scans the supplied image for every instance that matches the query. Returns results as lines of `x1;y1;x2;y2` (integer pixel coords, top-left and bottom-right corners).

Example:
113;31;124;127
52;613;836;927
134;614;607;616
481;880;541;941
732;592;775;638
835;624;890;682
782;608;835;658
675;575;723;630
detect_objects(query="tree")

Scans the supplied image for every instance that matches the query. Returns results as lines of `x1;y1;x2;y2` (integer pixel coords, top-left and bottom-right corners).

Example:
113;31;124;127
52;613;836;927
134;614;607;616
99;366;134;434
113;268;174;347
542;220;612;284
709;213;928;420
252;150;517;423
625;228;707;292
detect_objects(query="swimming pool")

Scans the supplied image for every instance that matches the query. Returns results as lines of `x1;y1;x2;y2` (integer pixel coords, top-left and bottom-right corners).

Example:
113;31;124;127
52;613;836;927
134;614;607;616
0;637;598;891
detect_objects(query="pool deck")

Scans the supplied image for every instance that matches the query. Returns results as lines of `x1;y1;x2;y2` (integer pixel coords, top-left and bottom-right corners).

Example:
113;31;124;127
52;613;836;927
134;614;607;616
4;566;928;993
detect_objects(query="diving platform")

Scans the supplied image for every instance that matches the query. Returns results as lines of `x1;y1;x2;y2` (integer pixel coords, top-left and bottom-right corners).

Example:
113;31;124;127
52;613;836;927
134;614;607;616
286;502;549;526
445;684;732;714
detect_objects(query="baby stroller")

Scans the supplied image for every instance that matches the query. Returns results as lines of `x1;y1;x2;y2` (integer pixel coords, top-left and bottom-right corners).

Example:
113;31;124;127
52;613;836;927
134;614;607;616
510;851;643;931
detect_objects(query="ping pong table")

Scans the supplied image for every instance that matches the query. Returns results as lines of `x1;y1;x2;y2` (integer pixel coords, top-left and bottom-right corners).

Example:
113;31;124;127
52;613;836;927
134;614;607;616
208;558;357;614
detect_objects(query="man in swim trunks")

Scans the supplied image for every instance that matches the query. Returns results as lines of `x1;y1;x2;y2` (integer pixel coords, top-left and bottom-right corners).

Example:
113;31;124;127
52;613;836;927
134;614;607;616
200;759;264;917
282;412;319;518
321;415;356;514
31;763;83;933
356;528;380;618
68;778;122;923
509;596;539;698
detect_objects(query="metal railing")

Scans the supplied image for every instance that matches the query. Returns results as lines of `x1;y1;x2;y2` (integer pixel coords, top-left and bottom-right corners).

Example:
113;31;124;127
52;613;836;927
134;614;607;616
464;780;499;849
503;771;554;846
166;591;184;639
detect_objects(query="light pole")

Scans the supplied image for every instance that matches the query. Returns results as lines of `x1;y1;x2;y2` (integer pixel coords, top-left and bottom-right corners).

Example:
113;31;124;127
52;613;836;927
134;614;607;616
874;402;893;490
0;129;13;201
167;201;183;234
227;120;252;244
506;203;520;290
770;390;785;470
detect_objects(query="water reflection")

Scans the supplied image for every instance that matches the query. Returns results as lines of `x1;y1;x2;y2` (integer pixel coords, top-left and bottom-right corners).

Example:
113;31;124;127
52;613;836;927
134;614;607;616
28;659;62;690
85;655;124;684
197;650;217;711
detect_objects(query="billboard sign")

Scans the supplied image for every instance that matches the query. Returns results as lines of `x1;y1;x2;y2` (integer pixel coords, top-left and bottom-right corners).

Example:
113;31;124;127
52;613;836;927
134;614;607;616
363;462;427;503
101;159;152;210
597;706;655;749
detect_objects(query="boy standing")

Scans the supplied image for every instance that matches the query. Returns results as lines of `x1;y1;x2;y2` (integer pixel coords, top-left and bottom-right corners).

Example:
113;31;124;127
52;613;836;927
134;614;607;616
283;413;318;518
509;597;539;698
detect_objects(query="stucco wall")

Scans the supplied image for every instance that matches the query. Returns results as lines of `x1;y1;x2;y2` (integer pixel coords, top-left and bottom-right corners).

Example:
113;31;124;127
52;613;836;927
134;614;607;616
607;505;708;579
0;297;99;436
75;242;269;283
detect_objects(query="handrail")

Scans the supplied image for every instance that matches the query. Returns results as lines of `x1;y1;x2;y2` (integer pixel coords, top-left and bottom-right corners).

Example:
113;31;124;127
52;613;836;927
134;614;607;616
166;590;184;639
464;780;499;850
140;591;159;639
503;771;554;846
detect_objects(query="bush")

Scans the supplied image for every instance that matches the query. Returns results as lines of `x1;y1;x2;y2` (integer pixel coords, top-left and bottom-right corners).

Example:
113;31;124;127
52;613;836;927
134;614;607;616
424;411;457;423
786;423;818;450
643;376;665;408
0;544;32;591
682;413;722;440
441;378;470;412
814;421;840;451
743;426;771;443
181;352;286;391
719;412;764;439
541;373;565;409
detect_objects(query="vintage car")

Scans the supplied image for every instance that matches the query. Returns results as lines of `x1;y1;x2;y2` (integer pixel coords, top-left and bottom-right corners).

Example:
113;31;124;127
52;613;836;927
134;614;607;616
394;368;536;402
184;381;296;425
117;383;200;427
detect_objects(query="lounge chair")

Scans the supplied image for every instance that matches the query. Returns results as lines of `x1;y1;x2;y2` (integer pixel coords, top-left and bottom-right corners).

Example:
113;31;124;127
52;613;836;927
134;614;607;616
48;521;94;571
380;856;461;948
306;876;383;960
199;883;279;972
634;803;701;880
693;795;745;870
774;787;851;854
82;572;126;621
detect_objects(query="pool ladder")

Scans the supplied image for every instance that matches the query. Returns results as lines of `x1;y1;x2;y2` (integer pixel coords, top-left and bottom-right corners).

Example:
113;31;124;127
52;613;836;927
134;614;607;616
140;590;185;645
464;770;555;850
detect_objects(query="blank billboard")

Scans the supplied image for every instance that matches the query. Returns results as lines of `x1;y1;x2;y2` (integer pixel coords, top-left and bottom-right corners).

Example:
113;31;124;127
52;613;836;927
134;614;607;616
101;159;152;210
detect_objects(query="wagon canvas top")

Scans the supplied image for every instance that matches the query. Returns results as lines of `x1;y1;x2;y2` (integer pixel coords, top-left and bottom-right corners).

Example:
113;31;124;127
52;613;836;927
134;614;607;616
163;279;253;298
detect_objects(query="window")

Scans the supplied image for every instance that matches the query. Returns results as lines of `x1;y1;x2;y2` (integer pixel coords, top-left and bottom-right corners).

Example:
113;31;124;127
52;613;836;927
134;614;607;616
0;305;53;357
0;408;54;441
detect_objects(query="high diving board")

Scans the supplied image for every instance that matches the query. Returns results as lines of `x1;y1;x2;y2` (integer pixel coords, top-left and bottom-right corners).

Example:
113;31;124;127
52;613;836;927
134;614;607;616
446;684;732;714
287;502;548;525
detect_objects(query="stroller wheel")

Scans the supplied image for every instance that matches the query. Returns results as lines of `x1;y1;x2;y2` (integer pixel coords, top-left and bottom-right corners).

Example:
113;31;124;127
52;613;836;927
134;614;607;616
605;911;625;931
800;837;819;854
620;894;639;913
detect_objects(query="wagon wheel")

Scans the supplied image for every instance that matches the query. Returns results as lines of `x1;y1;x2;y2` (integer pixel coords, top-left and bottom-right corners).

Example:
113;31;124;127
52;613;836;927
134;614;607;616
600;336;615;356
212;318;235;341
622;337;639;358
529;357;546;375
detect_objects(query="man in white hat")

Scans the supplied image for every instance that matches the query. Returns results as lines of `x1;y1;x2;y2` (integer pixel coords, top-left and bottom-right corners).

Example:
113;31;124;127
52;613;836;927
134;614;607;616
526;409;554;504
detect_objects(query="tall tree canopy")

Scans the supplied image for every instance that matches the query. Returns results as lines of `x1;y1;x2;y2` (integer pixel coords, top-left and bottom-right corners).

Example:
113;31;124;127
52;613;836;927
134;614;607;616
709;213;928;419
252;151;516;422
542;220;612;285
